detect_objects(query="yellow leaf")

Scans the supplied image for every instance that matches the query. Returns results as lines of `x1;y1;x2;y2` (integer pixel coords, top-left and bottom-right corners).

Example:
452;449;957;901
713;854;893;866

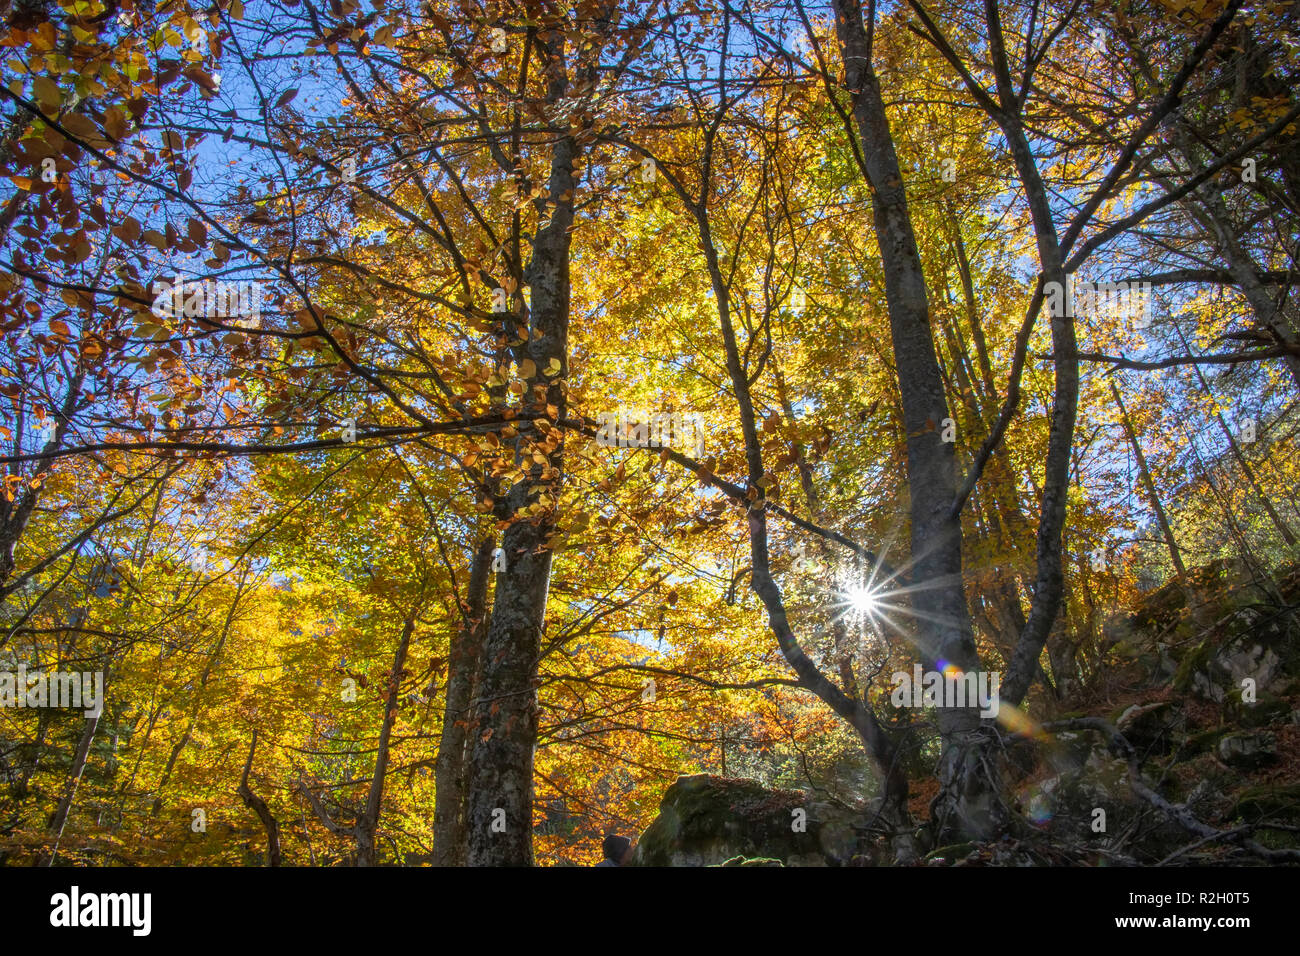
32;75;60;110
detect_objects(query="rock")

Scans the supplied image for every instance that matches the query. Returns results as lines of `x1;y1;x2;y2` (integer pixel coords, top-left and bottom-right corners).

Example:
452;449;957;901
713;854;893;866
1016;755;1133;837
1115;700;1183;754
1174;726;1229;761
1130;579;1186;631
1176;634;1288;702
1216;732;1277;770
1232;783;1300;822
1173;639;1215;695
1215;641;1285;695
630;774;867;867
1225;691;1291;729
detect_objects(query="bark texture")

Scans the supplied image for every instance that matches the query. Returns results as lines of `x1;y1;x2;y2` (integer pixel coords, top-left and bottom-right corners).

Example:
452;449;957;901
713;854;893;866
433;536;493;866
466;34;578;862
833;0;998;841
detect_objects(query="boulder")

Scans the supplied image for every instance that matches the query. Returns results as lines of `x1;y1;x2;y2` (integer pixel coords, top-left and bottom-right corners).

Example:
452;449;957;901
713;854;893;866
1232;783;1300;823
1224;690;1291;729
1017;753;1132;837
1176;634;1288;702
1216;732;1277;770
630;774;866;867
1173;726;1229;761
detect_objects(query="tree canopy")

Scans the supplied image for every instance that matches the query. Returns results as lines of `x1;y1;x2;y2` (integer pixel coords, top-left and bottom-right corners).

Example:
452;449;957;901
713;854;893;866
1;0;1297;868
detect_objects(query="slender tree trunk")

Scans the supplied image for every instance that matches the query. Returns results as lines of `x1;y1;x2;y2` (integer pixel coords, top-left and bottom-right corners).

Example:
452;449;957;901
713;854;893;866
832;0;993;842
1111;382;1190;579
42;662;109;865
0;372;84;590
151;572;248;816
988;115;1079;714
832;0;998;841
355;616;414;867
236;730;281;867
433;536;493;866
1111;381;1219;631
1175;326;1298;547
772;370;911;826
466;95;578;865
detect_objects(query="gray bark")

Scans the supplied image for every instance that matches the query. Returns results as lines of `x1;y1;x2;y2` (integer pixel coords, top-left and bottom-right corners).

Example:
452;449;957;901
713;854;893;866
466;42;578;861
432;536;492;866
355;616;414;866
42;662;109;865
832;0;998;841
1199;189;1300;390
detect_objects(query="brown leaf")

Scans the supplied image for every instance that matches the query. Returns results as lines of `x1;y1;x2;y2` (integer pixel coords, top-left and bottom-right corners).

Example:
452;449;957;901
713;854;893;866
61;113;104;146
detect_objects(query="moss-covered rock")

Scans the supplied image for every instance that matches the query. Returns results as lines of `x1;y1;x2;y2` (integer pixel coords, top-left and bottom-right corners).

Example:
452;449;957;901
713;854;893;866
1173;638;1215;695
630;774;866;867
1216;731;1277;770
1173;726;1230;761
1224;690;1291;729
1172;631;1289;702
1232;783;1300;822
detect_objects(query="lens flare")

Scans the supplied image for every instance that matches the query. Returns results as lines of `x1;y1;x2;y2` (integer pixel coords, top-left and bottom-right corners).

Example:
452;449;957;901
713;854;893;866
846;584;880;615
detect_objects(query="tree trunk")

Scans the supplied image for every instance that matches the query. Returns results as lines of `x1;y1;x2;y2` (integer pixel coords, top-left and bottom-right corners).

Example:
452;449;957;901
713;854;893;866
832;0;998;842
986;99;1079;714
433;536;493;866
466;98;578;865
1112;381;1218;630
1111;382;1190;579
355;616;414;867
42;662;109;865
236;731;281;866
1176;325;1298;547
